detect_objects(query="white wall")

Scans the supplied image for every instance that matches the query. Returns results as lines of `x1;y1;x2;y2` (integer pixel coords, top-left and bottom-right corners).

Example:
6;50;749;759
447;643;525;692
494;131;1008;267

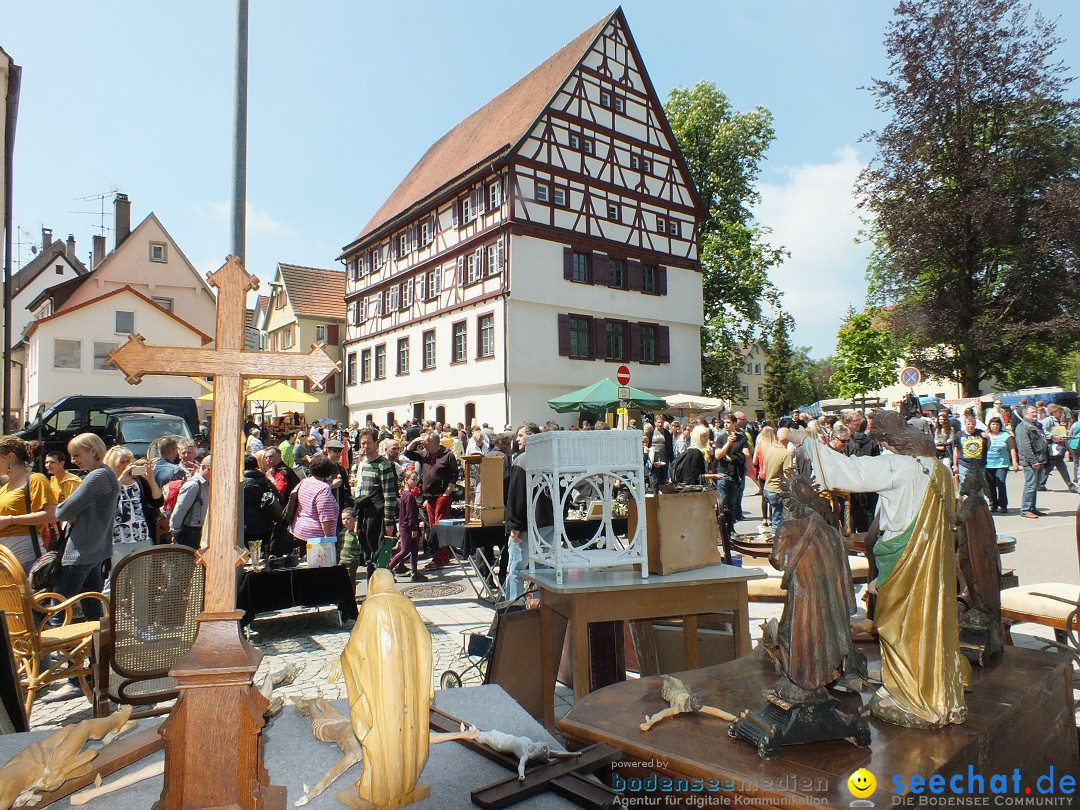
25;291;205;414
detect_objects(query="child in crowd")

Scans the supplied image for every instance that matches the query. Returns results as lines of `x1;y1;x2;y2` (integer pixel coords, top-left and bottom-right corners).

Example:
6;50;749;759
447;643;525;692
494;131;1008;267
389;468;425;581
338;507;360;588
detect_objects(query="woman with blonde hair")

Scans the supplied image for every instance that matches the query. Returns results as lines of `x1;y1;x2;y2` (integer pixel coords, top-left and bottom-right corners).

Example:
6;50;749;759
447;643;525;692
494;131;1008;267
103;445;164;566
672;425;712;485
0;436;57;572
753;426;777;528
54;433;119;619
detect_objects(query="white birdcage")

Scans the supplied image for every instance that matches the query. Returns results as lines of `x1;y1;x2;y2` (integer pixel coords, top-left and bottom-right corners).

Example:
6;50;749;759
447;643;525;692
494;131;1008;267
524;430;647;584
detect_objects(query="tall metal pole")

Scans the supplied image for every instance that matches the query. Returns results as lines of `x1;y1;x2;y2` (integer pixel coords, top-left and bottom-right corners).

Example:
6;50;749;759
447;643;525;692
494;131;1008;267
231;0;248;262
3;57;22;430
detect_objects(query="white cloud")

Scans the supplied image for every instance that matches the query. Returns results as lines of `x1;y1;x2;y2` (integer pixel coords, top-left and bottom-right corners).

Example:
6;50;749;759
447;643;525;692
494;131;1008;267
196;201;291;236
755;146;872;356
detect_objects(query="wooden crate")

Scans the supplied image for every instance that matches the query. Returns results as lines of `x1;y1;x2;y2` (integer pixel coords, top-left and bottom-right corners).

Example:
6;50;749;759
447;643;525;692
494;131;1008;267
464;454;506;527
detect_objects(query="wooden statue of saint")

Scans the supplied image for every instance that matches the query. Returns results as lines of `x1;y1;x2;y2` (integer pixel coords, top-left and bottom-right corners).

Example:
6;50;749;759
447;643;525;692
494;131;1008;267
339;567;433;809
807;410;970;729
954;472;1003;665
729;472;869;759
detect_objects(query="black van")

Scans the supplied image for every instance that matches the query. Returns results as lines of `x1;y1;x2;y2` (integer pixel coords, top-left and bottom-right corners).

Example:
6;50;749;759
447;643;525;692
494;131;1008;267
17;396;201;460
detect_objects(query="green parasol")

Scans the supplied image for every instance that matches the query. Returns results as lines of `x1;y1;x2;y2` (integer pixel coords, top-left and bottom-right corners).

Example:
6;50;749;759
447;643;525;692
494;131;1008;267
547;378;669;414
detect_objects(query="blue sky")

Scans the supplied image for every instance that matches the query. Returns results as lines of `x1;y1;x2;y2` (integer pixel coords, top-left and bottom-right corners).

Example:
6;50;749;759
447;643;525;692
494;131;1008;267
5;1;1079;356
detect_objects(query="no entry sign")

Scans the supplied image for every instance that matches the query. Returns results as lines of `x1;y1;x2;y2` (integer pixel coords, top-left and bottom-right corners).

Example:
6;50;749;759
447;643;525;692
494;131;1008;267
617;365;631;385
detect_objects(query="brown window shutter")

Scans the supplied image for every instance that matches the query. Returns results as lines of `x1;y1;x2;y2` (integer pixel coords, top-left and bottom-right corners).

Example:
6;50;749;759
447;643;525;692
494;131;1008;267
592;253;608;286
657;325;670;363
593;318;607;361
327;325;339;345
558;314;571;357
325;374;336;395
628;322;641;361
302;379;311;394
563;247;574;280
456;256;465;286
657;266;668;295
627;259;642;291
452;201;460;228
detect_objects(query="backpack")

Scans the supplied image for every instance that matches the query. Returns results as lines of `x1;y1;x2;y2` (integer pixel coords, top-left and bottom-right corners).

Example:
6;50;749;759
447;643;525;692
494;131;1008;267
162;478;185;516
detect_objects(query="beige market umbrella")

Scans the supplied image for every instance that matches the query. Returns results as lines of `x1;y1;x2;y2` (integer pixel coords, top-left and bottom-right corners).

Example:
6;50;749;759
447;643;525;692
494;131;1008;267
664;393;727;415
196;379;320;405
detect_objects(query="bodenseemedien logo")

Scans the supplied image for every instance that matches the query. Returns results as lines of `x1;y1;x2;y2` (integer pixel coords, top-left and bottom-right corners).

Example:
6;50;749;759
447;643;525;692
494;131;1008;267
848;768;877;807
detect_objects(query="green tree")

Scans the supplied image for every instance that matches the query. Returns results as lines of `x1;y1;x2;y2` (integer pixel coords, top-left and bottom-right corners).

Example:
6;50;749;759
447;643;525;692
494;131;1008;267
858;0;1080;396
665;81;786;401
831;308;901;401
762;316;794;420
792;346;838;404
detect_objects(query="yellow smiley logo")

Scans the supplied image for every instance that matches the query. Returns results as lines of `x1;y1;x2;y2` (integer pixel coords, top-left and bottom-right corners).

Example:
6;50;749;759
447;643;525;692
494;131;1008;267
848;768;876;798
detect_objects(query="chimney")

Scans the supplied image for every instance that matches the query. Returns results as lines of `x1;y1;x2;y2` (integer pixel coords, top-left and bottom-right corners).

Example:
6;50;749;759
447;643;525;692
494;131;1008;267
92;235;106;269
65;234;76;260
114;193;131;247
41;228;52;250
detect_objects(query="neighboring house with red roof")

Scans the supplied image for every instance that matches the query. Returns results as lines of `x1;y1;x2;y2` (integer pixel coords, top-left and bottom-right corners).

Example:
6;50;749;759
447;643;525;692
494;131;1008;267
23;286;212;415
5;231;89;419
339;9;704;429
16;194;219;419
261;263;346;422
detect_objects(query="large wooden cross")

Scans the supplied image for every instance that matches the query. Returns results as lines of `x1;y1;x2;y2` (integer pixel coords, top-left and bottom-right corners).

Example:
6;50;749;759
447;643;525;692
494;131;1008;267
109;255;338;809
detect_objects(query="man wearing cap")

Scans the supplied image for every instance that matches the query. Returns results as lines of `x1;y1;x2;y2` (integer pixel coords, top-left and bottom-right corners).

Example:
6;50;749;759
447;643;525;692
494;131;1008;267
324;439;355;518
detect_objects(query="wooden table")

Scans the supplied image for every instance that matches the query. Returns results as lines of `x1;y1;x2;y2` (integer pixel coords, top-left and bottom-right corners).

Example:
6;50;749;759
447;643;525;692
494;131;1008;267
525;564;765;731
558;646;1080;805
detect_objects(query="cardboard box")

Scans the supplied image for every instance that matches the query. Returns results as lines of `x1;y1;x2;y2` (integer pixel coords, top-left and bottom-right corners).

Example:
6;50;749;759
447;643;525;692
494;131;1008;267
632;490;722;575
464;455;506;527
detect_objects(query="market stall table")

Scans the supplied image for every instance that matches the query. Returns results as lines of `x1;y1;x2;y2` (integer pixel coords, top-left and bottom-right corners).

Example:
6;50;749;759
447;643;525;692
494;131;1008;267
236;563;358;626
525;563;765;731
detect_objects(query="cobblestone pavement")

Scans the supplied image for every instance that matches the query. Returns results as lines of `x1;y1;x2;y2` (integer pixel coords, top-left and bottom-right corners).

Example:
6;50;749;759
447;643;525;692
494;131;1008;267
27;480;1080;730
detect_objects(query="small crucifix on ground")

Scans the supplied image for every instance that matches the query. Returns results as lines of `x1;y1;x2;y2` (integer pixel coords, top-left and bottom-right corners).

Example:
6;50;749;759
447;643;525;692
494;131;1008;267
108;255;338;810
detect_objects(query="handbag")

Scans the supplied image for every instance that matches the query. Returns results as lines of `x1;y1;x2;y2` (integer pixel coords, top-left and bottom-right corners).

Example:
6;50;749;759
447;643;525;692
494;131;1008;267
24;485;65;592
282;487;301;524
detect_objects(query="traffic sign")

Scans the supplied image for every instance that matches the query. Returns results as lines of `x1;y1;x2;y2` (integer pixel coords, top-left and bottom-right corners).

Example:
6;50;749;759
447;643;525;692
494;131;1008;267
900;366;921;387
617;386;630;400
616;365;631;385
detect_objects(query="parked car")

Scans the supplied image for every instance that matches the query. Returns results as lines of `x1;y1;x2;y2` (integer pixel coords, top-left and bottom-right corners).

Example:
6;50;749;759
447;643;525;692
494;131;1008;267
16;396;201;462
103;410;194;458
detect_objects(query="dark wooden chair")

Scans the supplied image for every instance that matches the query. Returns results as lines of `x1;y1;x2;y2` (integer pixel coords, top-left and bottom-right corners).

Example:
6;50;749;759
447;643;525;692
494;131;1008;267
94;545;205;718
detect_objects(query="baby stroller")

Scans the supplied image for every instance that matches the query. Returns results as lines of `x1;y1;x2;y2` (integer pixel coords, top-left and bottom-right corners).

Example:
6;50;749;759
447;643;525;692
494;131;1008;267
439;593;530;689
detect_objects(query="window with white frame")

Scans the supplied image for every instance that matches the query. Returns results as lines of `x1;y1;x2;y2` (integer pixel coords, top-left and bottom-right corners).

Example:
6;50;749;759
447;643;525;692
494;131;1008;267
54;339;80;369
359;299;369;321
600;90;612;108
371;294;382;318
459;196;473;226
614;96;625;114
374;344;386;379
571;252;590;283
387;285;400;312
151;296;173;312
607;202;620;221
346;353;357;386
655;215;666;233
361;349;371;382
115;310;135;334
401;278;413;309
372;247;382;269
742;385;750;399
422;330;435;370
478;314;494;358
315;325;327;343
745;362;753;374
420;219;431;246
668;219;680;237
553;187;567;207
427;269;441;299
569;133;581;150
535;183;549;203
466;253;481;284
488;182;502;210
149;242;167;263
582;139;594;155
630;154;640;170
487;244;499;276
397;338;409;375
282;326;295;349
93;341;118;371
452;321;467;364
398;233;409;257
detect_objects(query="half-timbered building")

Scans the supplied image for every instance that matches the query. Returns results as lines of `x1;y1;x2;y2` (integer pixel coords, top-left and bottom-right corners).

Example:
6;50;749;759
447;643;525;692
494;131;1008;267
340;9;705;428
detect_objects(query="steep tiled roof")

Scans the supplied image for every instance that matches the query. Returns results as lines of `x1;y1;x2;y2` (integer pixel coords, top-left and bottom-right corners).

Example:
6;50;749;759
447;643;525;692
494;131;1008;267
348;10;614;247
12;241;88;296
278;264;346;320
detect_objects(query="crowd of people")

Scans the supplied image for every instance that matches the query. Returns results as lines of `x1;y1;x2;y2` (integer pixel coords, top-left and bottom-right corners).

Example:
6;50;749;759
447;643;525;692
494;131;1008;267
0;395;1074;625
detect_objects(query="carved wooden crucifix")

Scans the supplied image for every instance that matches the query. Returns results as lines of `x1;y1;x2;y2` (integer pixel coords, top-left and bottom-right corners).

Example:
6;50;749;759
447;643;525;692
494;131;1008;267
108;255;338;810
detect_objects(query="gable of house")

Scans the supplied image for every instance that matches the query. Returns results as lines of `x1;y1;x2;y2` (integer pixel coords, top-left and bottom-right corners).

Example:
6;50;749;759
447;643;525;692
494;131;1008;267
57;213;218;337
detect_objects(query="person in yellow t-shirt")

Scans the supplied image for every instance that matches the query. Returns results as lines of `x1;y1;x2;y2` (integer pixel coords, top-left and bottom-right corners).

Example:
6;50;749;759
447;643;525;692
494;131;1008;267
44;452;82;503
0;437;58;571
